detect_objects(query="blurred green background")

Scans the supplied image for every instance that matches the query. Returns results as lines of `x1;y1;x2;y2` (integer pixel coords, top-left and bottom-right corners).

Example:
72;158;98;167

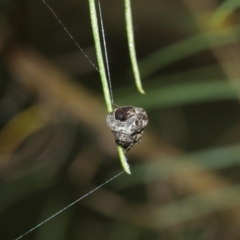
1;0;240;239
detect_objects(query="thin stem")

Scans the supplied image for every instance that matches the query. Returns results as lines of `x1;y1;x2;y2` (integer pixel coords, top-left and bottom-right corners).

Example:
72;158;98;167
88;0;112;113
97;0;114;103
125;0;145;94
88;0;131;174
118;147;131;174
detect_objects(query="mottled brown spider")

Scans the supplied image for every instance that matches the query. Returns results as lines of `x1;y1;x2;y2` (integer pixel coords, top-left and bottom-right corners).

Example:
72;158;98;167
106;105;148;152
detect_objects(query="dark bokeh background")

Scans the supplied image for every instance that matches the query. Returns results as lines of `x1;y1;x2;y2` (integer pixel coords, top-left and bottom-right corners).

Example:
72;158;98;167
1;0;240;239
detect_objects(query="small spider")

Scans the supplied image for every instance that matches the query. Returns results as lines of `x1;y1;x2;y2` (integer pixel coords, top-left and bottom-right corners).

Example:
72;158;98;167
106;105;148;152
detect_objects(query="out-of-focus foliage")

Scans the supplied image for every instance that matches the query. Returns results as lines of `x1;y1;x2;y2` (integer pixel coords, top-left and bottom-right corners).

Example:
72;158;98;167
1;0;240;240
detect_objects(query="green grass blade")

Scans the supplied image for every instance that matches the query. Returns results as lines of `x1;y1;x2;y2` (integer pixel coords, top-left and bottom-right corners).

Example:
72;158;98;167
209;0;240;27
125;0;145;94
116;143;240;188
152;184;240;228
139;26;240;78
88;0;112;113
117;80;239;109
88;0;130;174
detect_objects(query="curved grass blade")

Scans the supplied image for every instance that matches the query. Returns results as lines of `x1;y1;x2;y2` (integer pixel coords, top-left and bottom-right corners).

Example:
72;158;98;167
139;26;240;78
209;0;240;27
125;0;145;94
117;80;239;109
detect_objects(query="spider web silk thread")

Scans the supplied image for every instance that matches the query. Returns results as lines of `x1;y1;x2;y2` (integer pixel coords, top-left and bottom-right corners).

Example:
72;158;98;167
15;1;124;239
42;0;114;104
15;171;124;240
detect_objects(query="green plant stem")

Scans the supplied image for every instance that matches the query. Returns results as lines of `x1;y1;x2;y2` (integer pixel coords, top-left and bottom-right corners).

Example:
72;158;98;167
88;0;112;113
125;0;145;94
88;0;131;174
209;0;240;27
118;147;130;174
